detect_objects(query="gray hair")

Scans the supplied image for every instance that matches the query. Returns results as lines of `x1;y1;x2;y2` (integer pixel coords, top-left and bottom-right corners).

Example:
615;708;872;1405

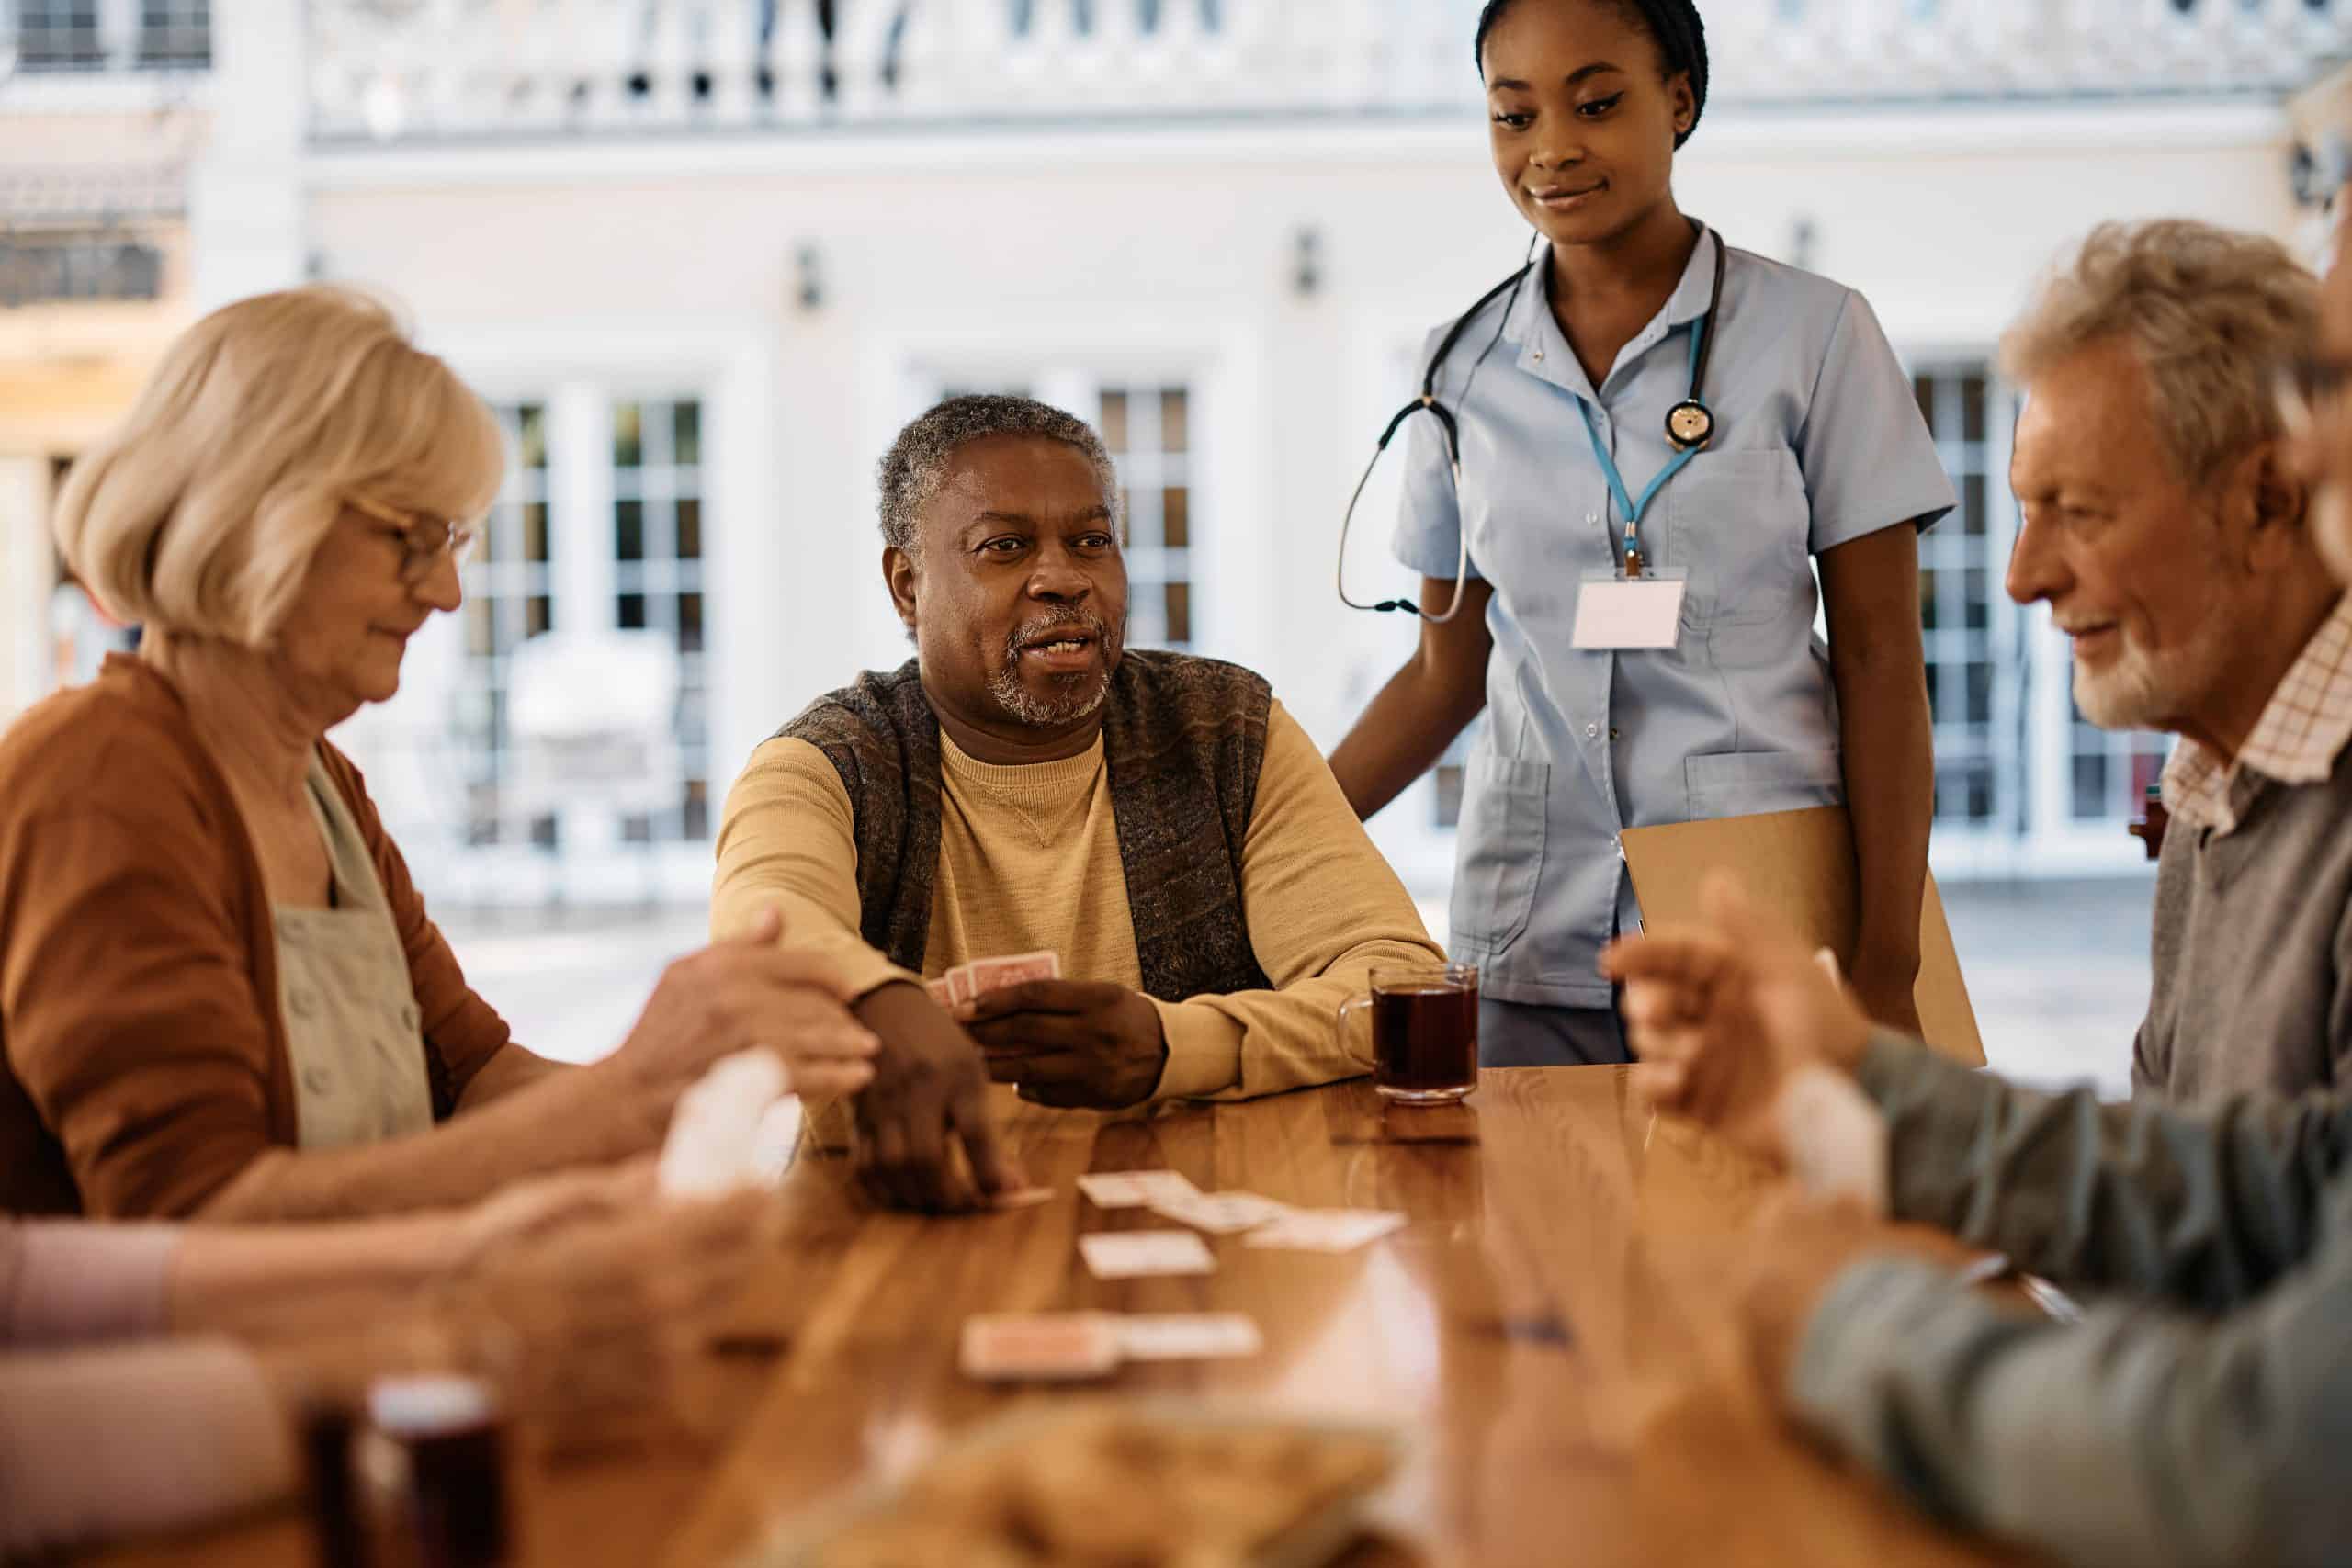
876;394;1121;551
2001;220;2319;487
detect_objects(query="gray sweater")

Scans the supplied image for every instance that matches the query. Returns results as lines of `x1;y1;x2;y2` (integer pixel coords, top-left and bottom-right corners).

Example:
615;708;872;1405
1791;1034;2352;1568
2133;741;2352;1104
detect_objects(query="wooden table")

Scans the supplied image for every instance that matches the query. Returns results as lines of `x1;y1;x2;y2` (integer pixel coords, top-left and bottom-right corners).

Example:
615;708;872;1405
94;1069;2029;1568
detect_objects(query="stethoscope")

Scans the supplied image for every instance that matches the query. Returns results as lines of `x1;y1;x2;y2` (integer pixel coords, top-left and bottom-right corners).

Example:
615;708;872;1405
1337;225;1728;623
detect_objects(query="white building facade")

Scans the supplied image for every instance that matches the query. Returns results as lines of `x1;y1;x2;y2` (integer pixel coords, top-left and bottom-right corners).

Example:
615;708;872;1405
7;0;2346;908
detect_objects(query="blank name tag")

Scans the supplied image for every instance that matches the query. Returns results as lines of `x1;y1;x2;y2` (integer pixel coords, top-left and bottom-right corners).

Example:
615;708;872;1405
1572;572;1686;650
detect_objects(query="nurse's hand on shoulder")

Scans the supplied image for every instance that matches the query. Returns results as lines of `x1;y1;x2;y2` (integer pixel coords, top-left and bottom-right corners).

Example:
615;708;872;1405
957;980;1170;1111
1600;873;1872;1165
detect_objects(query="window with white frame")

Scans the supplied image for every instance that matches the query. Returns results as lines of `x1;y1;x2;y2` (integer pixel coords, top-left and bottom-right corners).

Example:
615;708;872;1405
612;398;711;843
922;374;1201;653
1912;366;2022;831
134;0;208;66
15;0;104;68
2067;705;2171;825
458;402;555;847
1098;385;1195;649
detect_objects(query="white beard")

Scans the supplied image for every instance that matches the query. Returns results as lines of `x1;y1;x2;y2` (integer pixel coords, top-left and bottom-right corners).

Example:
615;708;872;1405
2071;588;2235;735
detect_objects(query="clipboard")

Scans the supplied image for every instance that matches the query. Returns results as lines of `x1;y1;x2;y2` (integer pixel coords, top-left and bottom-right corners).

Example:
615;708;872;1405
1620;806;1985;1067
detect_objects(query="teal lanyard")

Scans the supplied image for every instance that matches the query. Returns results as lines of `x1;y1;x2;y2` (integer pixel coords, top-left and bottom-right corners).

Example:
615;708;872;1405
1577;320;1707;566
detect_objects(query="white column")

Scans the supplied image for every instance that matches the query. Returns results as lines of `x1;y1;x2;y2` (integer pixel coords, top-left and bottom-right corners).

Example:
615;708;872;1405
548;380;617;887
187;0;305;308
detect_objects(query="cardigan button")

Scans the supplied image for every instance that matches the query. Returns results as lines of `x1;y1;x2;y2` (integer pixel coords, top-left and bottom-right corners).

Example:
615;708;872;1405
288;988;320;1020
301;1066;333;1095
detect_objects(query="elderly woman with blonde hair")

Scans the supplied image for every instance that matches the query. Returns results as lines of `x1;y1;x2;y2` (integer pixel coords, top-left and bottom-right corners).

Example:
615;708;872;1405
0;285;877;1220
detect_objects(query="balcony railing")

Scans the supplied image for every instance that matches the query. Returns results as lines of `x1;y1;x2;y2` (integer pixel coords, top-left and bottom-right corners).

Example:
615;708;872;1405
305;0;2349;145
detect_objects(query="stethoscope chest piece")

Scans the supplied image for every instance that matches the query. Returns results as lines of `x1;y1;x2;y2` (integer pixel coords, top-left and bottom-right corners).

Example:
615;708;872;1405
1665;398;1714;452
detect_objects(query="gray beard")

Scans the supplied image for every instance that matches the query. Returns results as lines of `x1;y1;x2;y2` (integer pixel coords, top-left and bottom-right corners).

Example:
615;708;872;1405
986;608;1122;728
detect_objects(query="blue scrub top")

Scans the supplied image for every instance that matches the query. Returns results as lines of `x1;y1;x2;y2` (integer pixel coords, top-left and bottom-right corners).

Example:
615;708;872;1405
1393;231;1955;1008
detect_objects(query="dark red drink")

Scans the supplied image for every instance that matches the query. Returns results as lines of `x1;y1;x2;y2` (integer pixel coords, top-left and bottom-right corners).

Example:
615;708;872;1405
1371;976;1478;1102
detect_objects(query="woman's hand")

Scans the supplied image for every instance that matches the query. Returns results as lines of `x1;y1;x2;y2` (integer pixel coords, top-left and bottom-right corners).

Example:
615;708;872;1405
594;908;879;1142
425;1188;783;1441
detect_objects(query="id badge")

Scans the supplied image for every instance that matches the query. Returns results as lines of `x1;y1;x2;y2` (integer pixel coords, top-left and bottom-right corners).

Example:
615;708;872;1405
1572;568;1687;650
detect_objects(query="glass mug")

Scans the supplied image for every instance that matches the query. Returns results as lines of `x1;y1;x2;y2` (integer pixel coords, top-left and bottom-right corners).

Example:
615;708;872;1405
1339;963;1480;1104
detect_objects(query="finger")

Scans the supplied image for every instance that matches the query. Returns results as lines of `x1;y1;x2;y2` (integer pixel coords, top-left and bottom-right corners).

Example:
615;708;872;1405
959;979;1114;1023
720;904;785;947
985;1049;1087;1088
891;1090;962;1213
790;1061;876;1098
950;1078;1024;1199
1630;1060;1690;1111
740;945;861;998
965;1013;1091;1053
1600;930;1736;992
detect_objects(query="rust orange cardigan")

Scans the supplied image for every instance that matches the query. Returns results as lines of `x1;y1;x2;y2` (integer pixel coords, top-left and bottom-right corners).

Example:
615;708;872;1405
0;657;512;1217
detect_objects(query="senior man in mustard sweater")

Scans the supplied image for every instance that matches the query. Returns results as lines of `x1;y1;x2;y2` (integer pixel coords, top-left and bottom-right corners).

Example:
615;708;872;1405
714;395;1445;1212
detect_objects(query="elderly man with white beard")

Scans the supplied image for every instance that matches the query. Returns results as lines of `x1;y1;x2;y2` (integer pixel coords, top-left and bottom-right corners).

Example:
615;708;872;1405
1999;220;2336;1105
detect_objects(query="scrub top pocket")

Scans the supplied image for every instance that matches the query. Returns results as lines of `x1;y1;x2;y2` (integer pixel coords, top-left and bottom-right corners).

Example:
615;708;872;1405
1449;752;1551;953
1683;748;1844;820
1667;449;1810;627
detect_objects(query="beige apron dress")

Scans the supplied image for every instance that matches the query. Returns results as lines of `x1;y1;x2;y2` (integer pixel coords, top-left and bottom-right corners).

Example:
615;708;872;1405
275;753;435;1150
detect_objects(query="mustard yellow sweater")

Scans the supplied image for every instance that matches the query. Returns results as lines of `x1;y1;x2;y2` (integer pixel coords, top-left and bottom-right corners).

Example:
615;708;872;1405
711;700;1444;1099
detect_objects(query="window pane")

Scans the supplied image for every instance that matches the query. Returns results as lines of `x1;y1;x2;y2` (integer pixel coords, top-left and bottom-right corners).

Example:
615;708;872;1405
679;592;704;654
525;595;550;637
1163;487;1189;548
521;502;548;562
673;402;701;467
613;403;643;468
1164;581;1191;645
618;593;647;630
616;500;644;562
1099;391;1129;453
676;497;702;560
517;405;548;469
1962;374;1987;444
2072;752;2109;820
1161;388;1189;453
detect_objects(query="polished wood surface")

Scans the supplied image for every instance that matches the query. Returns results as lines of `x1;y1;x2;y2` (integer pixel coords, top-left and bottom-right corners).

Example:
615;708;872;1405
88;1069;2029;1568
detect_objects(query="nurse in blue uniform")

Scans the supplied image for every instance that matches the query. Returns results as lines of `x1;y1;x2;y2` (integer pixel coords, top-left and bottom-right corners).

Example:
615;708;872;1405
1329;0;1954;1066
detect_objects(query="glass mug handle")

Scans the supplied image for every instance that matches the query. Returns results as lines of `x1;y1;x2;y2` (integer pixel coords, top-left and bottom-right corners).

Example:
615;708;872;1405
1338;991;1375;1061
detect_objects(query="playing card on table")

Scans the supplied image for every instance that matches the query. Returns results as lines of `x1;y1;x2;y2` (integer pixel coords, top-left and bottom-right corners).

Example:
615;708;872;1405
1077;1170;1200;1210
1114;1314;1263;1361
1079;1229;1217;1279
1243;1208;1408;1254
960;1313;1121;1380
963;950;1062;999
1148;1189;1291;1235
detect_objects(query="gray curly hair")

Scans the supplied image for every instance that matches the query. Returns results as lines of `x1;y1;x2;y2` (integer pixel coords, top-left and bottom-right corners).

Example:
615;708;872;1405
876;394;1122;551
2001;220;2319;487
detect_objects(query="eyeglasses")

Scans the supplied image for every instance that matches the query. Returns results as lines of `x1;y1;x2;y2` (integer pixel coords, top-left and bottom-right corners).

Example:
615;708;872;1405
346;494;480;585
2276;352;2352;443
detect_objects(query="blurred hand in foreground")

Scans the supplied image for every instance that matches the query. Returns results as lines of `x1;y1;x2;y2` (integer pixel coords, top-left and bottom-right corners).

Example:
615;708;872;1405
1600;873;1875;1164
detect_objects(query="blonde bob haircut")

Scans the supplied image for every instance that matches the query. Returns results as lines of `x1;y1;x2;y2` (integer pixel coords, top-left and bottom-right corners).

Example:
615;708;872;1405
52;284;503;647
2000;220;2319;489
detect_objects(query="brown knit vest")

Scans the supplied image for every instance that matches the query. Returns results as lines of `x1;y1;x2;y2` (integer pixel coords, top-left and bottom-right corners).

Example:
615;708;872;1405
777;650;1274;1002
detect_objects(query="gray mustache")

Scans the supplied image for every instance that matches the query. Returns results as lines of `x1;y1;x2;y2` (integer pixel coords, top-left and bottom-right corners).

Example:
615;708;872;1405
1006;607;1113;656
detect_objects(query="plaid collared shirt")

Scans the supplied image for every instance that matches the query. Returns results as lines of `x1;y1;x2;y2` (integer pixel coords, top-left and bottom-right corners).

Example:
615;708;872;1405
2162;594;2352;836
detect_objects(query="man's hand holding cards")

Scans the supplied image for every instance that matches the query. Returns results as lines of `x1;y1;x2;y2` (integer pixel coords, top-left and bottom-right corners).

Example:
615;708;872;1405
956;969;1172;1111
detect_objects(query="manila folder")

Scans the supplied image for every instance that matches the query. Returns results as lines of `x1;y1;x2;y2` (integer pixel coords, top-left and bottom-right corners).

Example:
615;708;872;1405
1620;806;1985;1067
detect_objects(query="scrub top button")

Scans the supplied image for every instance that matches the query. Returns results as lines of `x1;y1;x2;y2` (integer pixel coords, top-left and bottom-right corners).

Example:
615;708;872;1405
1585;724;1599;739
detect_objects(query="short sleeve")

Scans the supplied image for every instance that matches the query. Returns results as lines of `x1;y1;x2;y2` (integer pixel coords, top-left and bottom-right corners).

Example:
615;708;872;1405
1388;332;1482;582
1799;289;1957;555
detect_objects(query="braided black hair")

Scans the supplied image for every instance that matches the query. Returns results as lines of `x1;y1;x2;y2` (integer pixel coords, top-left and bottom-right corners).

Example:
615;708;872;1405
1473;0;1710;149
